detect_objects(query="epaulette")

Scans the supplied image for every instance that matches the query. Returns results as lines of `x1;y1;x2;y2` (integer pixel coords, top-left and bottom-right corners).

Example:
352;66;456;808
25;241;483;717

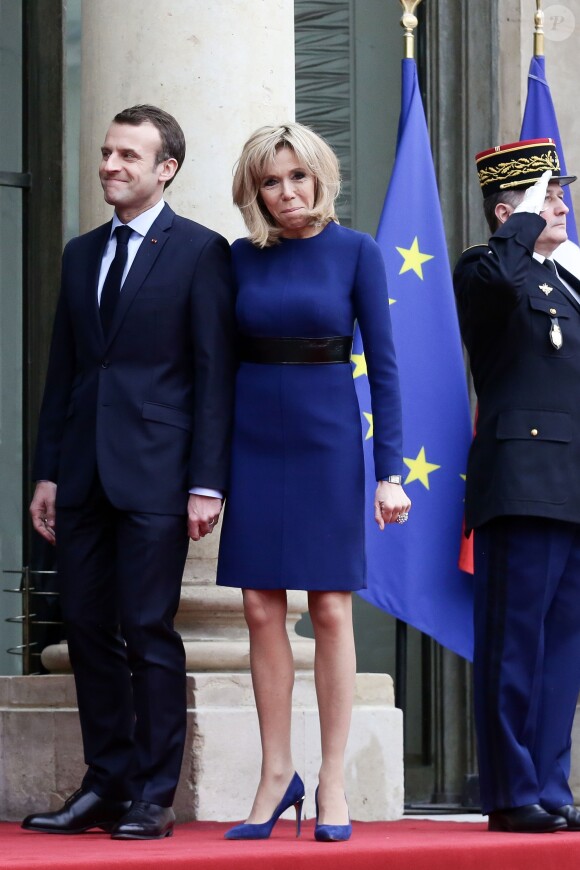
459;243;489;255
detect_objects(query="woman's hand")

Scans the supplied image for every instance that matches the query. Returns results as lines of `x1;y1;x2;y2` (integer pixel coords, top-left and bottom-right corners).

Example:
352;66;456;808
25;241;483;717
374;481;412;530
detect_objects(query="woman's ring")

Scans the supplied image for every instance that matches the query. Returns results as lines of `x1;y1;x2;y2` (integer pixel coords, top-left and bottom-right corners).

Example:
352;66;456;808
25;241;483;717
396;512;409;524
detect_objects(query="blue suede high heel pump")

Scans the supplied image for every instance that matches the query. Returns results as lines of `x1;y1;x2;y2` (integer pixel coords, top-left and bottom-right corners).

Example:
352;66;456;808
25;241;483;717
225;772;305;840
314;786;352;842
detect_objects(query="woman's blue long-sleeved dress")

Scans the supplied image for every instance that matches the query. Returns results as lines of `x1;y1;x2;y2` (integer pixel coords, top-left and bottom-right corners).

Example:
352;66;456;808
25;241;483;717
217;221;402;591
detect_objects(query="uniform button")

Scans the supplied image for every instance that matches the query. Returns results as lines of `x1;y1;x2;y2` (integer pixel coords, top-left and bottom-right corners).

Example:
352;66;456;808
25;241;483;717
101;359;110;369
531;428;538;437
549;308;557;315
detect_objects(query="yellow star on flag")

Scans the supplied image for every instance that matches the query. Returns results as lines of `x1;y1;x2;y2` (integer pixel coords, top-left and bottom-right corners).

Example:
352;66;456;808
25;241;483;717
351;353;367;378
363;412;373;440
403;446;440;489
396;236;434;280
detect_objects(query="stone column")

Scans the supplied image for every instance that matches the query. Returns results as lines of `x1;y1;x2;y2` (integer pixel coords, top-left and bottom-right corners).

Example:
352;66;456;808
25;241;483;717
35;0;311;819
75;0;312;677
79;0;295;236
1;0;404;823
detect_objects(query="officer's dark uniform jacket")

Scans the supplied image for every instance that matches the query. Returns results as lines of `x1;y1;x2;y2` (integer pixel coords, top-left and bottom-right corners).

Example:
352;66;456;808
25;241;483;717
454;211;580;532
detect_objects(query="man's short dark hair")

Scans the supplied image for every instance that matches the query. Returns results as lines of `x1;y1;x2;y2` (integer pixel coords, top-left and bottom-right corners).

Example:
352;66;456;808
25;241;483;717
113;104;186;188
483;189;525;234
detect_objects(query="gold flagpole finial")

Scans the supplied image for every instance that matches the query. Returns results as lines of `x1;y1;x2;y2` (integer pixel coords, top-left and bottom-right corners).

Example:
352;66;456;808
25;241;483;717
400;0;423;60
533;0;545;57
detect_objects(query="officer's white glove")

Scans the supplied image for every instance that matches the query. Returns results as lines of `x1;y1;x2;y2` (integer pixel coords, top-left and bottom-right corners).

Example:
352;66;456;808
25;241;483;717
513;169;552;215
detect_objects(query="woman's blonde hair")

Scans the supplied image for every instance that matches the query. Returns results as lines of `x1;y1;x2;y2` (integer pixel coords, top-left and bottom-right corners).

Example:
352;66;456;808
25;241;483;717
232;122;341;248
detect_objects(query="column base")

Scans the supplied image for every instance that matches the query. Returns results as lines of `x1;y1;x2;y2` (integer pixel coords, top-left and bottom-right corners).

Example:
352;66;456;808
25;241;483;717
186;671;404;822
0;672;404;822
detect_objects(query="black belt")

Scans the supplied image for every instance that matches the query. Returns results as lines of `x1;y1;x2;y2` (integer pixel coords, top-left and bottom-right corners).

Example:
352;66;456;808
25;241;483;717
239;335;352;365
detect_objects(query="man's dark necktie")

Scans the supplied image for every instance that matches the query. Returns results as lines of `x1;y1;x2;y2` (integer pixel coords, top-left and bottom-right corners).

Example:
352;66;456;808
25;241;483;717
100;224;132;336
544;258;558;276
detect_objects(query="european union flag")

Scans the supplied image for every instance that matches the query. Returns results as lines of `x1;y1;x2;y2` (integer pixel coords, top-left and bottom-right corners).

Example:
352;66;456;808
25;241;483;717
355;58;473;661
520;54;578;244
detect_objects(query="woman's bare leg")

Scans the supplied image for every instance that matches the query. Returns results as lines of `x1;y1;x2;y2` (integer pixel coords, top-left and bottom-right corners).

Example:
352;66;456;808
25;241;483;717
242;588;296;823
309;590;355;825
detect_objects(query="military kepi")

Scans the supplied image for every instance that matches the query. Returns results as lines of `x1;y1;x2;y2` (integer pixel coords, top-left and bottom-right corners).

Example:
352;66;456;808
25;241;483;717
476;138;576;198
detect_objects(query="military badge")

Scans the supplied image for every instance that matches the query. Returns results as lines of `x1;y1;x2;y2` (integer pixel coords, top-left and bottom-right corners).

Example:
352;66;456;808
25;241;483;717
549;318;563;349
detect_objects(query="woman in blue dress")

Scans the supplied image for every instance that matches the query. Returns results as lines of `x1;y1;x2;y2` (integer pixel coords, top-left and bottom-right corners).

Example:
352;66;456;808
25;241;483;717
217;123;410;841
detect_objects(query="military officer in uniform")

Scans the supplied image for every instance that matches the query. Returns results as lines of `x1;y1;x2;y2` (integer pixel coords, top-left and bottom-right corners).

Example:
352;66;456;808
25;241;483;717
454;139;580;833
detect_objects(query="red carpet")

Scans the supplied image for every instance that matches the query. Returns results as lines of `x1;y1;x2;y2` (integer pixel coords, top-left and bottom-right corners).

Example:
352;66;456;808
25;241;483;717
2;819;580;870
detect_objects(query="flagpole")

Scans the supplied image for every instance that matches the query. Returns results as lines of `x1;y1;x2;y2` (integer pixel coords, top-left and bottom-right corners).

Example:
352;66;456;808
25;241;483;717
394;0;424;718
533;0;545;57
400;0;422;60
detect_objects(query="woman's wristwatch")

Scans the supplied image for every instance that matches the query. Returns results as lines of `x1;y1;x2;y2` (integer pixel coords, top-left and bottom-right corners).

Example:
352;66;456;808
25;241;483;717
381;475;402;485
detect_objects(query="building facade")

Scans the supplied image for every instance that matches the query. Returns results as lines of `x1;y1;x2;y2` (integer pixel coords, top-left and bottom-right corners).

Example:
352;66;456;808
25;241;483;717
1;0;580;811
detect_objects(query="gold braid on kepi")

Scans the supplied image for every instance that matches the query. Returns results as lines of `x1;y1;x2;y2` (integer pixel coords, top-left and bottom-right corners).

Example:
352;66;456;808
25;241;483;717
475;138;576;197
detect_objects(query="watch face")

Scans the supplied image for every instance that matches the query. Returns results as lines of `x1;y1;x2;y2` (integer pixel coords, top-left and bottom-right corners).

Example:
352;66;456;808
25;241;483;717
387;475;402;485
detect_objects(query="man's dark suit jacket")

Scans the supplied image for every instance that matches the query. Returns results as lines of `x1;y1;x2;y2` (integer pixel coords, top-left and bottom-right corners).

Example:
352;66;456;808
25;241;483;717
33;203;236;513
454;212;580;532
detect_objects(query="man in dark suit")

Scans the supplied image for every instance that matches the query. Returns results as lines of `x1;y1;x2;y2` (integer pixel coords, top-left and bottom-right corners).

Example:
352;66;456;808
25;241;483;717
23;105;236;839
454;138;580;833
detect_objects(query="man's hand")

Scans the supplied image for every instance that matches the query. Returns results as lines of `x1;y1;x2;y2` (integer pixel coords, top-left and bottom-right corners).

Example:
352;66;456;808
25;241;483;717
188;494;223;541
514;169;552;215
30;481;57;545
374;481;412;530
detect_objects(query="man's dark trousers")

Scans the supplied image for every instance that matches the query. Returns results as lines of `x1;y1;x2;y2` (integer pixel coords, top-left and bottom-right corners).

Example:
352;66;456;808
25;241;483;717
56;473;189;806
473;515;580;814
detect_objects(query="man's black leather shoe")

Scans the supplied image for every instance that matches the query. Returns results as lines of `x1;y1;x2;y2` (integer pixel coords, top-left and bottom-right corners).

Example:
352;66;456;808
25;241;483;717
21;789;131;834
111;801;175;840
546;804;580;830
488;803;567;833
